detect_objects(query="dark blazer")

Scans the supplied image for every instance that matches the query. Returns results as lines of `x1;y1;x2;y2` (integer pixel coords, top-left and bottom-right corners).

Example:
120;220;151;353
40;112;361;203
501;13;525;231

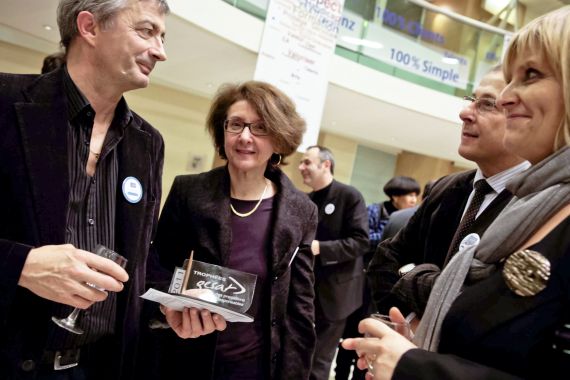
369;170;512;315
144;166;318;380
310;180;369;321
393;216;570;380
0;69;164;379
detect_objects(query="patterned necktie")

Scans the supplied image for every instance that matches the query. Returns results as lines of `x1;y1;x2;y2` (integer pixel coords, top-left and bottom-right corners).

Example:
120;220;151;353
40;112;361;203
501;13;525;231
446;179;493;260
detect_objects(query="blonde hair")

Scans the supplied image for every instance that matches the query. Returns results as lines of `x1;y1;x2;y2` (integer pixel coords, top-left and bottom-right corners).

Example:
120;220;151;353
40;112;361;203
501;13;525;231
503;6;570;150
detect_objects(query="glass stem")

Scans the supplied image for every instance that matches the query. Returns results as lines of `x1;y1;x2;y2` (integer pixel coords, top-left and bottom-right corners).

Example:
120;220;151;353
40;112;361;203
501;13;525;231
67;308;81;322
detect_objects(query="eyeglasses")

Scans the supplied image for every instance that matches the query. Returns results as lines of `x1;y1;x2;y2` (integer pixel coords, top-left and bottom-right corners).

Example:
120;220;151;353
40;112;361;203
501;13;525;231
463;96;499;113
224;118;269;136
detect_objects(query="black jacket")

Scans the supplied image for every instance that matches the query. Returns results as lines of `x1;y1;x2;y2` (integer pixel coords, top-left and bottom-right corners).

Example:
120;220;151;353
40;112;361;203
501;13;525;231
393;217;570;379
369;170;512;315
142;166;318;380
310;180;369;321
0;69;164;379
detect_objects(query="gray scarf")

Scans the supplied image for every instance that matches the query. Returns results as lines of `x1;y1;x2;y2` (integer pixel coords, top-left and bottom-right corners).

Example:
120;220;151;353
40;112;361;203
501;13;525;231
414;146;570;351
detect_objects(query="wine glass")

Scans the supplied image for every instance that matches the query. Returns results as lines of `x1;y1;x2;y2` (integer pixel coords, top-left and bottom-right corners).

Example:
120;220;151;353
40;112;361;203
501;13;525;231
51;245;128;335
364;313;413;376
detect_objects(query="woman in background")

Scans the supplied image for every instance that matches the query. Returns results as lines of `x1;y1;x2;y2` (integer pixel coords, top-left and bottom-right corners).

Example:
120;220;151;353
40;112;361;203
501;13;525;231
149;81;317;379
342;6;570;379
367;176;421;251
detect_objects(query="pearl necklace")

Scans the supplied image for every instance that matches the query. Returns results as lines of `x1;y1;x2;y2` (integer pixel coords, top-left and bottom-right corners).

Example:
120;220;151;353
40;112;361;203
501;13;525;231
230;182;269;218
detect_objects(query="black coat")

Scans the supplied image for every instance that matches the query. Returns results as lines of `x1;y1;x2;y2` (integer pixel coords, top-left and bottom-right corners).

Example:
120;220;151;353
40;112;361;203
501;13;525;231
0;69;164;379
393;217;570;379
143;166;318;380
369;170;512;315
310;180;369;321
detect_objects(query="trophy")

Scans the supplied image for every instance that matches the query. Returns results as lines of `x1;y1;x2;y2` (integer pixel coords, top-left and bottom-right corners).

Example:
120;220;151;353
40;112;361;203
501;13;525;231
142;251;257;322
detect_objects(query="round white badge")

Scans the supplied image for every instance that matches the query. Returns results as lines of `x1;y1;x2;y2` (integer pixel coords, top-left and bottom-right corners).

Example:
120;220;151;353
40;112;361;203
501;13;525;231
459;233;480;251
324;203;335;215
122;176;143;204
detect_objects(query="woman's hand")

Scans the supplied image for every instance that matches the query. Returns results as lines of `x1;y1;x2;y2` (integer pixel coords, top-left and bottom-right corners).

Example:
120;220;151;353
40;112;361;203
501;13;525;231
342;308;417;380
161;306;227;338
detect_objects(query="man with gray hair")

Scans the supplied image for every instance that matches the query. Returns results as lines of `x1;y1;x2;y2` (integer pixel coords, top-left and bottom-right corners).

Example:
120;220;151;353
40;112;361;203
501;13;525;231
299;145;369;380
0;0;168;378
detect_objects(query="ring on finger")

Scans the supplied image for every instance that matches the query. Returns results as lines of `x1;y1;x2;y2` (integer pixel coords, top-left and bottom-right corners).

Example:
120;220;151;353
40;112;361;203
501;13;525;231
366;353;377;374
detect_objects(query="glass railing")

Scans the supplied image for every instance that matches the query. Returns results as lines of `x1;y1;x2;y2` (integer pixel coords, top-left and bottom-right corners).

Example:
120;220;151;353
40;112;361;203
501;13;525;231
221;0;510;97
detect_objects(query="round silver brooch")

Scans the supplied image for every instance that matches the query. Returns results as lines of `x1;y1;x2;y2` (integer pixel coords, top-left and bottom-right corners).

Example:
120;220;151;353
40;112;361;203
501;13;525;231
502;249;550;297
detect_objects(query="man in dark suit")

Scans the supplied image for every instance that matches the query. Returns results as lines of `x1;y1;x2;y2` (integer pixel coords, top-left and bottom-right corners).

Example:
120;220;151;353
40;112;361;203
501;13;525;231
0;1;168;379
299;145;369;380
369;66;530;317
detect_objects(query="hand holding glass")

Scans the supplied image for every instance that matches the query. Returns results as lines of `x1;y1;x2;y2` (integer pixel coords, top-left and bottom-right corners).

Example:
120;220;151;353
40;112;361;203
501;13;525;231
364;313;413;375
51;245;127;334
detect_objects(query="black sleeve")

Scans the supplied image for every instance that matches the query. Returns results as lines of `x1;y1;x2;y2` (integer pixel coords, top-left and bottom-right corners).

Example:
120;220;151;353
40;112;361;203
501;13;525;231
368;204;429;315
393;349;523;380
318;187;369;265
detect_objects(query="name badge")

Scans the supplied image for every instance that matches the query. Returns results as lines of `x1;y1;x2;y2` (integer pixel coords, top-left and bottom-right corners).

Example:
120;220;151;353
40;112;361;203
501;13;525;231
122;176;143;204
459;233;480;251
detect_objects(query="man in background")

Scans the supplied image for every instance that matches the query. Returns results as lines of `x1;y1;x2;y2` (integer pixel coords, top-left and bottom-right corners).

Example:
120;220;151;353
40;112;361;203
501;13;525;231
299;145;369;380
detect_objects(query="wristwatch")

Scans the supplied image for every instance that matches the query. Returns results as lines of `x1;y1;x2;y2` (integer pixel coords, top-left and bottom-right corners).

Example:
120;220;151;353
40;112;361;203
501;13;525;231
398;263;416;277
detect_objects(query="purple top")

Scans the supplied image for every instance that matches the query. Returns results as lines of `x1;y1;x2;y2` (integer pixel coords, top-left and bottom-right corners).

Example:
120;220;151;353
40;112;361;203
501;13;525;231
215;196;274;363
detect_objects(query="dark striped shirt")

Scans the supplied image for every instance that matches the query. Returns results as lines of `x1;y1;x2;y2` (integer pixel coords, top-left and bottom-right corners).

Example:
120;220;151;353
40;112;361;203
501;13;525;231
47;67;132;349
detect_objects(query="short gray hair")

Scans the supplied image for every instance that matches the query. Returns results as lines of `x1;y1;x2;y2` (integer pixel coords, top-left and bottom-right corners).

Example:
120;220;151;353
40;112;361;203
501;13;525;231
307;145;335;175
57;0;170;50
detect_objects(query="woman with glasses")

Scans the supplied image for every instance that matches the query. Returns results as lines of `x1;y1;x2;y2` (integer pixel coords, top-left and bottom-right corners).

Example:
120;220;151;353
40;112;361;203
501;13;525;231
342;6;570;380
147;81;317;379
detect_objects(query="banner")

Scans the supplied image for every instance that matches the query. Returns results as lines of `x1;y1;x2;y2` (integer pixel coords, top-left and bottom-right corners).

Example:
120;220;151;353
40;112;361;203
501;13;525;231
338;9;472;90
254;0;346;151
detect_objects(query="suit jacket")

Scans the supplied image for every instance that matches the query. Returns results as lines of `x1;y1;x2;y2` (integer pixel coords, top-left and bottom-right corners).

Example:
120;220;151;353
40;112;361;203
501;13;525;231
143;166;318;380
0;69;164;379
369;170;512;315
310;180;369;321
393;216;570;380
380;206;418;242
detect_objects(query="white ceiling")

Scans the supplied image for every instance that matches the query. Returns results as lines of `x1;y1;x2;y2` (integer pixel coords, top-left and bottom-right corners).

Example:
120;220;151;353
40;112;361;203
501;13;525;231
0;0;564;167
518;0;567;23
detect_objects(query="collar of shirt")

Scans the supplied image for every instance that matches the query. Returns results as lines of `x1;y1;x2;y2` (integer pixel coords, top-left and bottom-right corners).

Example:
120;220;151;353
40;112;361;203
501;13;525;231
463;161;531;220
62;65;133;128
473;161;531;194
